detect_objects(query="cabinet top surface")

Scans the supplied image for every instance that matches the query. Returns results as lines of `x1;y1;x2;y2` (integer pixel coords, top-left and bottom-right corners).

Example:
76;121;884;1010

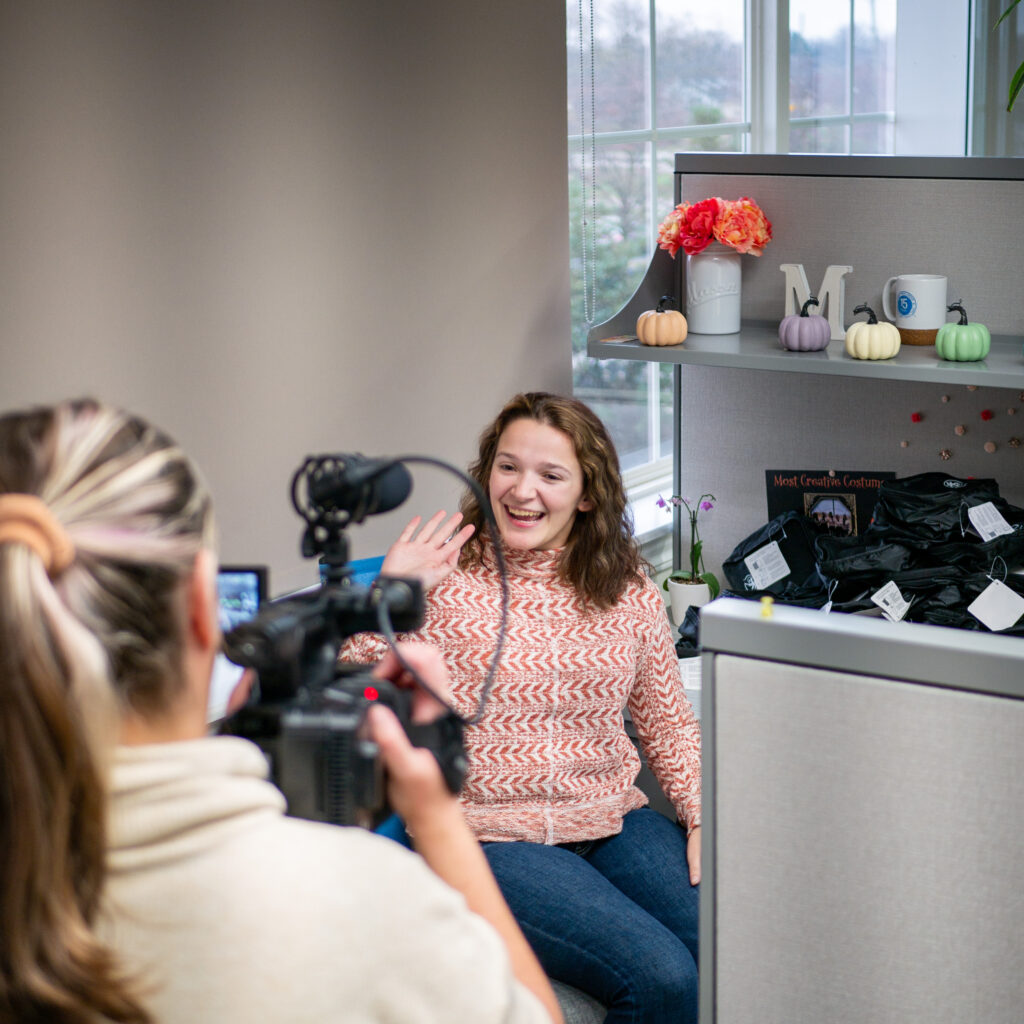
589;322;1024;390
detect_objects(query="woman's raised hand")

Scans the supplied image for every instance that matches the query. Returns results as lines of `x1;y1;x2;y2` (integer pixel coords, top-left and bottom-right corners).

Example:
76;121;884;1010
381;511;475;592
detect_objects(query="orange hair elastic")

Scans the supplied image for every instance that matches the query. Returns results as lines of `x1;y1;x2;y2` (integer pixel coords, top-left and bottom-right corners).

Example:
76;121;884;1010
0;494;76;577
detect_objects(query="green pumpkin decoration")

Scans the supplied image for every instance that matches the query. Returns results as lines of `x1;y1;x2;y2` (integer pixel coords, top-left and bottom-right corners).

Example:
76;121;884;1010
935;302;991;362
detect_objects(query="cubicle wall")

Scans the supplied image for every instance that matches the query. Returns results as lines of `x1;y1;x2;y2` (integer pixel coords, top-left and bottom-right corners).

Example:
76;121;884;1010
699;598;1024;1024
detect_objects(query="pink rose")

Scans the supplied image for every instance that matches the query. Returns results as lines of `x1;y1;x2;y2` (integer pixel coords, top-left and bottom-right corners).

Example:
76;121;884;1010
656;204;688;258
679;197;722;255
713;197;773;256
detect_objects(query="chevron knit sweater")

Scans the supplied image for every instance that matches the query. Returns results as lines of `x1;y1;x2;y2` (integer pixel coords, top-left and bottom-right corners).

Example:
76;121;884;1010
346;543;701;845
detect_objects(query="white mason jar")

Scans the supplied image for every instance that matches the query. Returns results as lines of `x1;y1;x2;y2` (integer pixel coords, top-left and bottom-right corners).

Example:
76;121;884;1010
685;241;742;334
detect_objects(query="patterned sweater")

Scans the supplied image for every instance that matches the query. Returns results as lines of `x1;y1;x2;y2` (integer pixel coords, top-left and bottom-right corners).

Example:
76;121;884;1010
345;543;701;845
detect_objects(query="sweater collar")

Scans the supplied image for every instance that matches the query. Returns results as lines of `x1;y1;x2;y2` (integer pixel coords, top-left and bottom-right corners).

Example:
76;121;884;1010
106;736;284;870
481;538;563;580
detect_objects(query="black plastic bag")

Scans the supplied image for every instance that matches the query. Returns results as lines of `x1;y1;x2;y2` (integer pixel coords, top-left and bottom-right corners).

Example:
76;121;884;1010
865;472;1002;548
814;534;919;603
906;568;1024;632
674;605;702;657
722;511;827;604
921;500;1024;574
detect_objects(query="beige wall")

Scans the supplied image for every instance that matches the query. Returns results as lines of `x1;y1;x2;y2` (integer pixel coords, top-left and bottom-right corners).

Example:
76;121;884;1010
0;0;571;594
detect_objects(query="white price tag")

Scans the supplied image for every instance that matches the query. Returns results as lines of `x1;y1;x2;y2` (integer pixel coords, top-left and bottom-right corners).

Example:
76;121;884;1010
743;540;791;590
968;579;1024;632
967;501;1015;542
871;580;911;622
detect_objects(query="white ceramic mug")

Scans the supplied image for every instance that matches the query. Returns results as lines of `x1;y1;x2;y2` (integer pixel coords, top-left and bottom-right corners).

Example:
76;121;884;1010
881;274;948;329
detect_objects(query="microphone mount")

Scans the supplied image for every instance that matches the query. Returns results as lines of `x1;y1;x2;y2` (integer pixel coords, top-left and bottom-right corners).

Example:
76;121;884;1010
290;454;412;585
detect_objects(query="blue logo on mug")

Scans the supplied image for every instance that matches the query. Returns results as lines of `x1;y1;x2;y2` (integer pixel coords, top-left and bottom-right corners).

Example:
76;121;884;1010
896;291;917;317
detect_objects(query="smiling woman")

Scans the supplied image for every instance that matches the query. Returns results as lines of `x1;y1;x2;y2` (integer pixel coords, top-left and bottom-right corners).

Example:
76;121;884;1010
346;392;704;1024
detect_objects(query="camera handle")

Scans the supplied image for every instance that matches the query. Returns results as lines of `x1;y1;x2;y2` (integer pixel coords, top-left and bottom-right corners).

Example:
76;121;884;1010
405;711;468;795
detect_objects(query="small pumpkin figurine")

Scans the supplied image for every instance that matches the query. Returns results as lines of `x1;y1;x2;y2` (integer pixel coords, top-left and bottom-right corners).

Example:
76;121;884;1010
779;296;831;352
935;302;991;362
844;302;901;360
637;295;687;347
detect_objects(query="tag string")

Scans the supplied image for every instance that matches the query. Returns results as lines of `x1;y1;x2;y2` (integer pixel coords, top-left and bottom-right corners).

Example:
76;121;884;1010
988;555;1009;583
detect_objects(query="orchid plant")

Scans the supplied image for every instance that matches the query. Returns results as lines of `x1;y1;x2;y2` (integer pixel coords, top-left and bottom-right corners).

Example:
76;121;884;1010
657;493;721;598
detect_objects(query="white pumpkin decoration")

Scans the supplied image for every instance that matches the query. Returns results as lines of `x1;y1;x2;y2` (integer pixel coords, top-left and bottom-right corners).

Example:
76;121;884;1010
844;302;901;360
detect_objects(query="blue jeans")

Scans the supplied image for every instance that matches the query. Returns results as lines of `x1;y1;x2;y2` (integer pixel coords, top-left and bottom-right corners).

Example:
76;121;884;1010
483;808;699;1024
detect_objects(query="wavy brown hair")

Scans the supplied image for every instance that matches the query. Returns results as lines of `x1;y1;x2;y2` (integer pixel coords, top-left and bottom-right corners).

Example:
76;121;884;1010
459;392;646;608
0;399;213;1023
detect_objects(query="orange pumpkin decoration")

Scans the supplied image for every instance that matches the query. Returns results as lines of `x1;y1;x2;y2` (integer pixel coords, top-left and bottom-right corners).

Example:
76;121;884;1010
637;295;687;347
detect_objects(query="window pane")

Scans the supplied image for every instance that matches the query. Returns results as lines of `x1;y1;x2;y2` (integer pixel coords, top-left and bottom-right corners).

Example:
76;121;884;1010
790;0;850;119
655;0;745;128
852;0;895;115
851;119;892;154
790;122;849;154
576;361;655;471
659;363;674;460
568;0;651;134
569;139;652;467
568;140;651;348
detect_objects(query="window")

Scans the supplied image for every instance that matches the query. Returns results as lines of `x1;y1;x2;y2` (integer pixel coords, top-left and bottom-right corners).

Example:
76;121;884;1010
567;0;899;499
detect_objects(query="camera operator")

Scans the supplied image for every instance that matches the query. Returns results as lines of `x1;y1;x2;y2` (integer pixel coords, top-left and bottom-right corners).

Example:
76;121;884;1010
0;399;561;1024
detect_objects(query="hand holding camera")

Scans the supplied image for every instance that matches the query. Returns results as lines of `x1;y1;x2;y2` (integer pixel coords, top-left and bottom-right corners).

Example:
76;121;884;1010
367;644;467;827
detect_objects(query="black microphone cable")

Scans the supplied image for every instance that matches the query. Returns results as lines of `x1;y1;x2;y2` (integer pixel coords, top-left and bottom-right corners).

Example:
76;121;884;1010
369;455;507;727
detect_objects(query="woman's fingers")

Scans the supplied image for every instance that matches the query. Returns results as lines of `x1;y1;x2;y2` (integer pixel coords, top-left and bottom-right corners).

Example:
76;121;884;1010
396;515;423;543
417;509;453;542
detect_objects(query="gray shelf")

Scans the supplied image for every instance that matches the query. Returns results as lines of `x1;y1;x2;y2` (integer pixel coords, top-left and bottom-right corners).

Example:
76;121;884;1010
588;322;1024;390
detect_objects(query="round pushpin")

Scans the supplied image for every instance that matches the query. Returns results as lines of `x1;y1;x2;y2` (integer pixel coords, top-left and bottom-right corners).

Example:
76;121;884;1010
954;424;966;436
985;441;997;454
941;394;950;403
900;440;909;448
760;595;774;618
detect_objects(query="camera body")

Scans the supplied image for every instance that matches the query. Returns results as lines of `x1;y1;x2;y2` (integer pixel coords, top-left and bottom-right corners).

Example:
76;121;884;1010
221;454;467;829
276;671;411;831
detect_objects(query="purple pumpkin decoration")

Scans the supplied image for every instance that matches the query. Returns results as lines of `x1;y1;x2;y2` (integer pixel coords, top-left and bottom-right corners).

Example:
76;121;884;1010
779;296;831;351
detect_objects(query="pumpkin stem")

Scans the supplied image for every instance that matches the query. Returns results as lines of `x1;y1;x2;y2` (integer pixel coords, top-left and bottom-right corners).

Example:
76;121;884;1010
656;294;676;313
800;296;820;317
853;302;879;324
947;301;968;325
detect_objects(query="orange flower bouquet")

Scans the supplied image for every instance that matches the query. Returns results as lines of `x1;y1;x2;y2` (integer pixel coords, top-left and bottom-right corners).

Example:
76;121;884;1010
657;196;773;258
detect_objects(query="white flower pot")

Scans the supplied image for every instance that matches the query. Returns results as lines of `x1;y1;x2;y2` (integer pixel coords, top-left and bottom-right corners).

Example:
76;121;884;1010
667;579;713;627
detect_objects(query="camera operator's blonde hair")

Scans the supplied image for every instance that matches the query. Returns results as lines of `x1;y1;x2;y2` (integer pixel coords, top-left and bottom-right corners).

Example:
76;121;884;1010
0;399;213;1023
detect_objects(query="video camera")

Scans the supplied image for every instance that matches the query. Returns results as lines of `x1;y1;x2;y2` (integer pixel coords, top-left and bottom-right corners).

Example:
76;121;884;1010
221;453;467;830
